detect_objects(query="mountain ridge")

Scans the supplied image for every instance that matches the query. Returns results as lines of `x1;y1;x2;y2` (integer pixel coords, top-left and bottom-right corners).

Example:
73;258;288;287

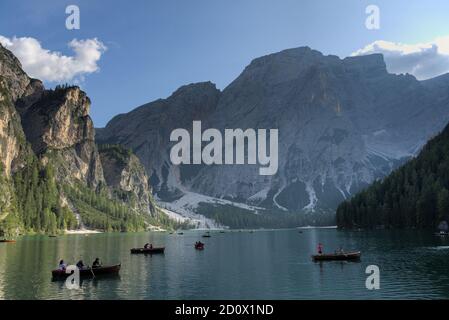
97;46;449;227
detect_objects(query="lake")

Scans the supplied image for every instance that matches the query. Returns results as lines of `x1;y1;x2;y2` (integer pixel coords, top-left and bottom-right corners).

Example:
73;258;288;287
0;228;449;299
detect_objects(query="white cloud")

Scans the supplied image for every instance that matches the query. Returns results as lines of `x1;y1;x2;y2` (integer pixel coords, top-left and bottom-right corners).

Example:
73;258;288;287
352;36;449;80
0;35;107;83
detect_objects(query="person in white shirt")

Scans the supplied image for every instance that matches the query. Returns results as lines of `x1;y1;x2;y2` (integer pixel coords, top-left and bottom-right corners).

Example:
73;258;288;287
58;259;66;271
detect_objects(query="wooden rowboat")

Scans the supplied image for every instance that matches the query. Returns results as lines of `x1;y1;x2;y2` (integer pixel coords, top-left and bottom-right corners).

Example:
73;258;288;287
0;240;16;243
51;264;121;278
130;247;165;254
195;243;205;250
312;251;361;262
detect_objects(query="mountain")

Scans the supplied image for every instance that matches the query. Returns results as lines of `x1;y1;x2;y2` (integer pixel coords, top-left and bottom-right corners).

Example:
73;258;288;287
336;121;449;229
97;81;220;201
97;47;449;227
0;44;180;237
98;144;155;214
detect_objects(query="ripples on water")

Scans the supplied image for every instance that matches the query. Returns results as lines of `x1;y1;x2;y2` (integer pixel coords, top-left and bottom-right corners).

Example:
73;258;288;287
0;229;448;299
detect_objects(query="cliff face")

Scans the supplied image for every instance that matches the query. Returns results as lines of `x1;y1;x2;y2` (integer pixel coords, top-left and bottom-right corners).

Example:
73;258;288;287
0;45;34;177
0;81;25;176
0;80;22;232
0;45;36;235
20;86;105;187
98;144;155;214
0;44;33;103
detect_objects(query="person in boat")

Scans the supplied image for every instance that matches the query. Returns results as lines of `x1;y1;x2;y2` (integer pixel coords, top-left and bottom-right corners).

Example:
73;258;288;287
144;243;153;249
76;260;86;270
335;246;344;254
58;259;66;271
92;258;102;269
317;243;323;255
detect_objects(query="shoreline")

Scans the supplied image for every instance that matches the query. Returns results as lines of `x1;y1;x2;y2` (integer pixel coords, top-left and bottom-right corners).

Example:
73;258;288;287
65;229;102;235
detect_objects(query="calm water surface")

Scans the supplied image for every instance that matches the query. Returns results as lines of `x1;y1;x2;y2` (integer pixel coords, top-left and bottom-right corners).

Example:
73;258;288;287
0;229;448;299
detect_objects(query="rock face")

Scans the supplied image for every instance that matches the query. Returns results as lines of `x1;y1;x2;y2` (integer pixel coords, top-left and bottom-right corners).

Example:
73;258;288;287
20;86;105;187
0;44;39;234
0;82;25;176
0;44;33;103
99;144;155;214
98;47;449;223
0;45;34;177
0;80;24;227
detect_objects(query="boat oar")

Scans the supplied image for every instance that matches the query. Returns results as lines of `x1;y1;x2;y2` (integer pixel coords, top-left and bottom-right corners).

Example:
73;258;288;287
90;265;95;278
88;256;96;278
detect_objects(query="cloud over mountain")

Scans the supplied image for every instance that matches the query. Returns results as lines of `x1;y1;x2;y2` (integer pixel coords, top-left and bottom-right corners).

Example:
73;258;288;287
353;36;449;80
0;35;106;83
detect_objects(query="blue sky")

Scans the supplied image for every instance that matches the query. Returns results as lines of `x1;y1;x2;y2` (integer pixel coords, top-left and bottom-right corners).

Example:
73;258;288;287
1;0;449;126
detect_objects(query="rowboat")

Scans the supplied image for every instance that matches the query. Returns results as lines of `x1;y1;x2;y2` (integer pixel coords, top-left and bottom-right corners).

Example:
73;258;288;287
202;234;211;238
0;240;16;243
51;264;121;278
312;251;361;262
195;243;205;250
130;247;165;254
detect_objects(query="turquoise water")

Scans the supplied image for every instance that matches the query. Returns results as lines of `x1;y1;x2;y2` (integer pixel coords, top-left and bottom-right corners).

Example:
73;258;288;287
0;229;448;299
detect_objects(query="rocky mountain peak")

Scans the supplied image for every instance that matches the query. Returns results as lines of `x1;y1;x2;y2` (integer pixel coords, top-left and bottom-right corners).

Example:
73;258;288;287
234;46;335;87
171;81;219;97
0;43;32;103
21;85;95;154
343;53;388;78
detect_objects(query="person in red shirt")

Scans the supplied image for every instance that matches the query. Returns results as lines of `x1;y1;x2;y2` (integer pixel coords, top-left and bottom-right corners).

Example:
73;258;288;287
317;243;323;255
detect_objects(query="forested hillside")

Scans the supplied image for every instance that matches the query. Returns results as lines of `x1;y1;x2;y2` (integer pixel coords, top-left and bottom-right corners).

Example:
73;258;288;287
337;123;449;229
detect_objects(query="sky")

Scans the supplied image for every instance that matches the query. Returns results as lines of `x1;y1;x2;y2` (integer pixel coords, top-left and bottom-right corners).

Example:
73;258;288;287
1;0;449;127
